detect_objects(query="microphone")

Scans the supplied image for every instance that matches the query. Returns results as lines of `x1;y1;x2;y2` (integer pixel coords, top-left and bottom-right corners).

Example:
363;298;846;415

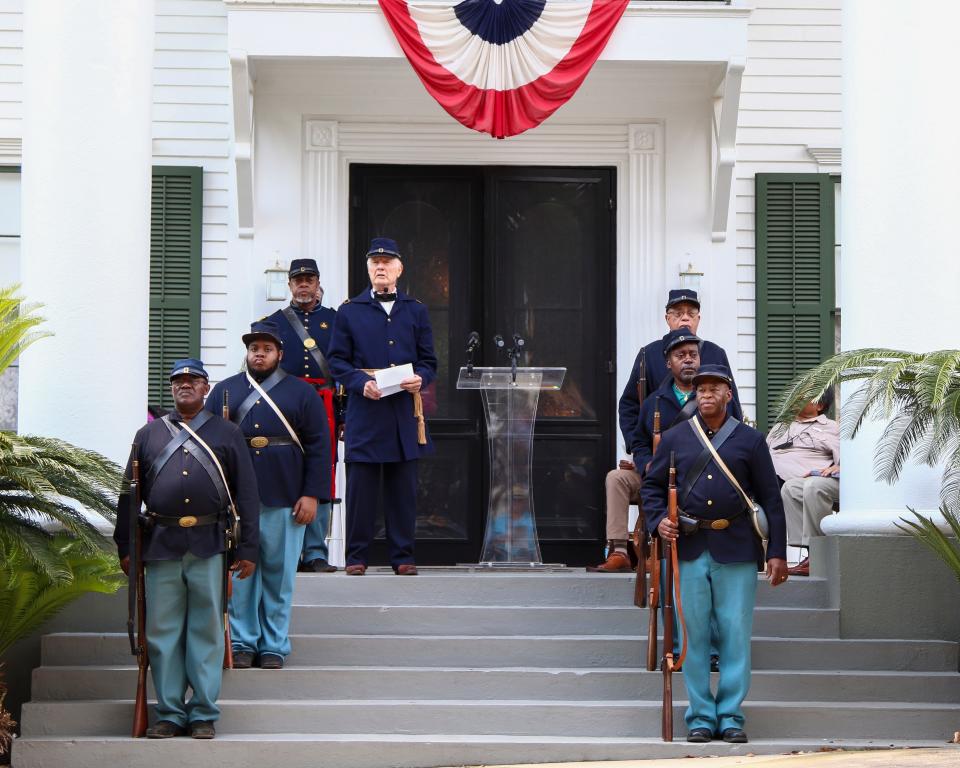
493;334;505;350
466;331;480;353
512;333;525;349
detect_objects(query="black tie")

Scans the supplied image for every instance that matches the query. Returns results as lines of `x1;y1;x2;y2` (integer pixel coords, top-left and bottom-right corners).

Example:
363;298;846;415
374;293;397;302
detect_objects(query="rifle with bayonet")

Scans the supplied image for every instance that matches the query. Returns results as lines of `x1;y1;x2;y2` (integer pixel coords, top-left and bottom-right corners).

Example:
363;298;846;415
127;445;149;738
644;396;664;669
222;390;235;670
661;450;687;741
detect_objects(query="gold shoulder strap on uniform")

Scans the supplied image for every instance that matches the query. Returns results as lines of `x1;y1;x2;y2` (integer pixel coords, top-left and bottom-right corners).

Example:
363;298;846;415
179;420;238;520
245;371;304;451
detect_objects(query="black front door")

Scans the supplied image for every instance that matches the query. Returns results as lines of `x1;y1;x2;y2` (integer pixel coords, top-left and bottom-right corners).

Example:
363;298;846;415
349;164;615;566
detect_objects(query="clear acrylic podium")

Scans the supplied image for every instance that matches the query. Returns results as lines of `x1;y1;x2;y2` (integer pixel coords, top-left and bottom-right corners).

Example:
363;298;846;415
456;366;566;566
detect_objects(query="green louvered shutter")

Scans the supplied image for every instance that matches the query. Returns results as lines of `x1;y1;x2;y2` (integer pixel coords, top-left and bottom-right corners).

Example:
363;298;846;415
755;174;835;432
149;166;202;410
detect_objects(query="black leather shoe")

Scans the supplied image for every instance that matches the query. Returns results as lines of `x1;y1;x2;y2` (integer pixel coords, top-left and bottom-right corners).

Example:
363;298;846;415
259;653;283;669
232;650;254;669
302;558;338;573
721;727;748;743
686;728;712;743
189;721;216;739
711;654;720;673
146;720;185;739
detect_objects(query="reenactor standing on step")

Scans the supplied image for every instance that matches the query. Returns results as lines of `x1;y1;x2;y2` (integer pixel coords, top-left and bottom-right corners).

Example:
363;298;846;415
115;359;259;740
265;257;341;574
328;237;437;576
205;321;331;670
641;364;787;745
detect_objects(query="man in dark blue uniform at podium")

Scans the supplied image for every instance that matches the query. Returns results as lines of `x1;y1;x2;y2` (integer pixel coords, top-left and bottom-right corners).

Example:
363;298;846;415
266;257;341;574
328;237;437;576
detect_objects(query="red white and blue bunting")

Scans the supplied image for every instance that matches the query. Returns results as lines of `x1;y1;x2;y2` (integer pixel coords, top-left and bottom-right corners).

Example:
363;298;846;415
378;0;629;139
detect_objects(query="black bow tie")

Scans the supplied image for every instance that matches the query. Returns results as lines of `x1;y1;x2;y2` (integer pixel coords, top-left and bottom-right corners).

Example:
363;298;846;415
374;292;397;302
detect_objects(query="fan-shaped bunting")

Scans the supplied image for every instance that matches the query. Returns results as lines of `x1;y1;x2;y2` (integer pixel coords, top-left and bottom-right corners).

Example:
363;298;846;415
378;0;629;139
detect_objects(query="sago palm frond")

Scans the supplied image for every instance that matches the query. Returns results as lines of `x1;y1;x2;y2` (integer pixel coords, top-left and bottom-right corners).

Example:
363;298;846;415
915;349;960;411
0;432;122;577
873;408;933;484
895;506;960;583
0;534;123;658
774;348;960;493
0;285;50;375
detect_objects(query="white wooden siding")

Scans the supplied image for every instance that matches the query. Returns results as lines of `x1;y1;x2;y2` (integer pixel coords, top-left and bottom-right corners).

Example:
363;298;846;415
152;0;233;382
735;0;842;419
0;0;22;152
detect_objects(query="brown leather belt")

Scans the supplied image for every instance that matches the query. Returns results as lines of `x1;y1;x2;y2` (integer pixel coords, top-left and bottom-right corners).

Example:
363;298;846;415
689;508;745;530
246;436;296;449
150;512;220;528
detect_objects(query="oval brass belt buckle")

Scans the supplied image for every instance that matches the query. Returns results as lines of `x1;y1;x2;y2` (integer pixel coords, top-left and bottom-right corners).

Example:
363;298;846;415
711;519;730;530
250;436;269;448
179;516;198;528
304;338;317;349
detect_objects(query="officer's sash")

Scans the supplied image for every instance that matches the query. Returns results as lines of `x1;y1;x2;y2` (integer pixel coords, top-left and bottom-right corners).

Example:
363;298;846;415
281;305;334;388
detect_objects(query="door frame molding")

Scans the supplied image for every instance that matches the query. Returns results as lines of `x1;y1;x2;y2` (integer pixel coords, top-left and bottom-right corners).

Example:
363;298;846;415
302;117;666;440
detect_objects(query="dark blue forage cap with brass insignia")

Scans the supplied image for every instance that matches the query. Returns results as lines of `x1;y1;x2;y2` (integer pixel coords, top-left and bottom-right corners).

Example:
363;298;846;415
288;258;319;278
665;288;700;310
169;358;209;380
662;327;702;357
692;363;734;387
242;320;284;348
365;237;402;260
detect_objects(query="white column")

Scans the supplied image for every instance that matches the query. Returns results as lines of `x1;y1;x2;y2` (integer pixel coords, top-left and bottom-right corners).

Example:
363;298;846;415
826;1;960;534
19;1;154;467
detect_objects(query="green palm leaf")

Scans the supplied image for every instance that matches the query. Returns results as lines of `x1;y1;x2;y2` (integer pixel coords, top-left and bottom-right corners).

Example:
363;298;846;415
0;535;123;658
895;506;960;583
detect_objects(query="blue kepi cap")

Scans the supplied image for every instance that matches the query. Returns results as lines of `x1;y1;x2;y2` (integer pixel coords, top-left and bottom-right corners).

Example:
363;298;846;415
242;320;283;348
169;358;209;381
692;363;734;387
665;288;700;310
662;327;702;357
365;237;401;260
289;258;319;278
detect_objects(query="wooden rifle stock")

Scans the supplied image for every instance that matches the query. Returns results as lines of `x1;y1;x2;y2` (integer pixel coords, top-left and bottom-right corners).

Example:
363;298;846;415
130;454;149;738
631;513;647;608
645;536;660;671
661;451;687;741
652;408;661;454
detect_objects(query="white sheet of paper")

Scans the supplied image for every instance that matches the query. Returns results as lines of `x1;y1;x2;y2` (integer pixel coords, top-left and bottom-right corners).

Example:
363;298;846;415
375;363;414;397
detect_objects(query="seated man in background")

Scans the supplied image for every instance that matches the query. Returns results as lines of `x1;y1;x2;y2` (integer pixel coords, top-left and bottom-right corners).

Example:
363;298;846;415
766;389;839;576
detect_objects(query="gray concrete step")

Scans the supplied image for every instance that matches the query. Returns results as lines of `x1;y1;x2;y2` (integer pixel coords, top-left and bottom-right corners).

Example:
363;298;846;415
31;665;960;703
290;572;832;608
20;699;960;740
13;735;957;768
42;632;959;671
287;604;840;637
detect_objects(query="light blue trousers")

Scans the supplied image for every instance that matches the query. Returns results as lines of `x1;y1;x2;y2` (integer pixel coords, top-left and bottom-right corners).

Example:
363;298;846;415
678;550;757;733
661;558;720;657
145;553;224;726
301;501;332;563
230;505;304;658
